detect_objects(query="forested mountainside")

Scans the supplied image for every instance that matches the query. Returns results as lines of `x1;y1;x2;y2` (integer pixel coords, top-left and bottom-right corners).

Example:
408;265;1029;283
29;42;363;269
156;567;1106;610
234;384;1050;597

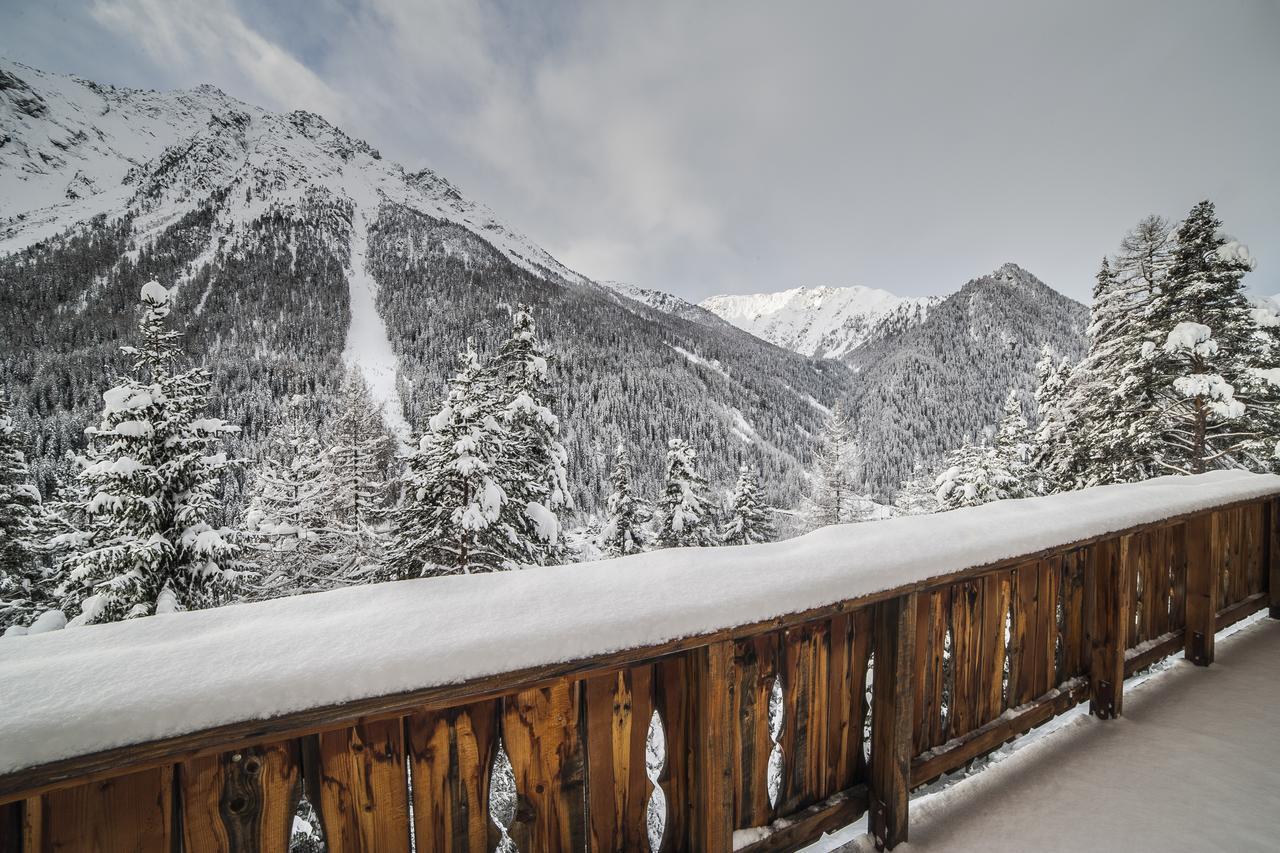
600;280;732;329
0;59;852;512
844;263;1088;495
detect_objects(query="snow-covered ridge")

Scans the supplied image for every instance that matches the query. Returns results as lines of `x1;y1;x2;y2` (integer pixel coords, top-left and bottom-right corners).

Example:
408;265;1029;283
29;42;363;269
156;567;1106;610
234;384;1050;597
699;284;938;358
1;470;1276;776
0;58;584;285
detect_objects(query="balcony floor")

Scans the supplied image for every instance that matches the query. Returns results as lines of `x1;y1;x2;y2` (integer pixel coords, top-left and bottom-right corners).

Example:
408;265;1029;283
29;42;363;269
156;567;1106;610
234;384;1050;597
824;615;1280;853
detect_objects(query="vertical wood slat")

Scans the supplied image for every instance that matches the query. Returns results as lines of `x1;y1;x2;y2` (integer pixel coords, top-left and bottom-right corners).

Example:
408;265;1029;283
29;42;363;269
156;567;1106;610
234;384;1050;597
312;718;411;853
1058;549;1088;681
0;801;20;853
868;592;916;852
181;742;302;853
407;700;500;853
911;588;949;754
1168;522;1188;631
502;680;586;853
35;766;173;852
584;666;654;853
1089;538;1126;719
1270;499;1280;619
1244;502;1265;596
730;634;779;830
1185;513;1218;666
947;580;979;739
780;620;831;813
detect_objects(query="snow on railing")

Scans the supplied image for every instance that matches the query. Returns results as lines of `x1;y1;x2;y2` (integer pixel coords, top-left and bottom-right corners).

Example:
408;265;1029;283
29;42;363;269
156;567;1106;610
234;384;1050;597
1;470;1278;851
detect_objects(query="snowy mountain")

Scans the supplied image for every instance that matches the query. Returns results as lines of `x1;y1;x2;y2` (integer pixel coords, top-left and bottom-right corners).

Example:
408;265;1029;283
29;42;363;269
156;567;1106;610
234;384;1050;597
0;58;852;512
846;263;1088;495
598;280;731;330
0;59;1087;513
699;285;938;358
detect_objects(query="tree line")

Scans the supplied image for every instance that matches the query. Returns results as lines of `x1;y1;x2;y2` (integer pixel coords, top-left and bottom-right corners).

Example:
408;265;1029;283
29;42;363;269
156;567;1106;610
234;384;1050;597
900;200;1277;513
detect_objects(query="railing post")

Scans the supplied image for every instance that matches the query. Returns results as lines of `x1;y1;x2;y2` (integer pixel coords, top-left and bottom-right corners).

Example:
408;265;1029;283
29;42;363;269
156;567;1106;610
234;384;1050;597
1088;538;1126;718
1184;513;1218;666
1268;499;1280;620
869;591;917;851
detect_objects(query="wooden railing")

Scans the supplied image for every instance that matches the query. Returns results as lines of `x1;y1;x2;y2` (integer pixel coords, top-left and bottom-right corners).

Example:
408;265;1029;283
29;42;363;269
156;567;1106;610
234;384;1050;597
1;494;1277;852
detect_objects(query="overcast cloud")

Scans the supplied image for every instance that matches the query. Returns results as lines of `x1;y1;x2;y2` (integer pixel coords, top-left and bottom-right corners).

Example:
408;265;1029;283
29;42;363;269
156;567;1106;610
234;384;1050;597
2;0;1276;302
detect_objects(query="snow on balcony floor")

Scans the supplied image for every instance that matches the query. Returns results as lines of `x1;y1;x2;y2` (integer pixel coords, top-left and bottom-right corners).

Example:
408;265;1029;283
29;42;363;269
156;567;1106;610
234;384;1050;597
817;615;1280;852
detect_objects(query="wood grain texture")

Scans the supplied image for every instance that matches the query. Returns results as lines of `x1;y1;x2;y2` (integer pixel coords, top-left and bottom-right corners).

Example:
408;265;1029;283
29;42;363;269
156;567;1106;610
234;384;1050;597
1184;513;1218;666
312;719;411;853
1269;500;1280;618
780;620;832;814
406;700;500;853
730;633;779;830
735;785;869;853
911;588;949;754
868;593;916;851
502;681;586;853
584;666;654;853
181;742;302;853
36;766;173;852
1089;538;1127;718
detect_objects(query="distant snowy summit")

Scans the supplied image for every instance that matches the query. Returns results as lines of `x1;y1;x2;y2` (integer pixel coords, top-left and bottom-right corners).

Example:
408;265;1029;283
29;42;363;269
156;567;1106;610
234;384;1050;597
698;285;939;358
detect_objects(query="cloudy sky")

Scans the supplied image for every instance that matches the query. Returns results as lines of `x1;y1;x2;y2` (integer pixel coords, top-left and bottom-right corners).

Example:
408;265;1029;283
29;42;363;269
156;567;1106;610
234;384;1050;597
3;0;1277;302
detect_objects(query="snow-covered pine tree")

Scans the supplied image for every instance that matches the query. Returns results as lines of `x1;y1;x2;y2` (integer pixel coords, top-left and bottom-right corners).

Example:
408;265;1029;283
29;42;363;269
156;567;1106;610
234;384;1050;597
1027;345;1078;495
934;439;1018;511
893;458;940;516
387;342;518;576
992;389;1032;497
54;281;242;624
1147;201;1268;473
491;306;571;565
805;402;870;528
654;438;715;548
323;371;392;581
242;416;333;597
0;393;46;631
721;465;773;545
601;443;649;556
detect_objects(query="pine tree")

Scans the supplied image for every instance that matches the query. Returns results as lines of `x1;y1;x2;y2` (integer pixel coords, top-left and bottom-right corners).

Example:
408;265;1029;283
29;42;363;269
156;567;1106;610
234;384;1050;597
491;306;571;565
387;342;518;576
1027;346;1078;495
601;443;649;556
934;439;1018;511
992;389;1032;497
242;415;333;596
54;281;242;624
805;402;870;528
323;371;392;581
0;394;46;631
722;465;773;545
654;438;715;548
893;459;940;516
1146;201;1268;474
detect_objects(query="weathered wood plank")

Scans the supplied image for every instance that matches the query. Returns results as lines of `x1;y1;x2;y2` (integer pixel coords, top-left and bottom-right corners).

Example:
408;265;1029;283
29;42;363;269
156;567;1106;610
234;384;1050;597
658;643;734;852
780;620;831;813
823;613;860;797
1089;538;1126;718
730;634;778;830
406;700;500;853
911;680;1089;788
1058;549;1087;681
36;766;173;852
584;666;654;853
1270;499;1280;619
502;681;586;853
734;785;869;853
181;741;302;853
1185;513;1218;666
312;719;411;853
977;572;1008;724
911;589;948;754
947;580;979;739
1169;522;1188;631
1036;558;1059;696
868;592;916;851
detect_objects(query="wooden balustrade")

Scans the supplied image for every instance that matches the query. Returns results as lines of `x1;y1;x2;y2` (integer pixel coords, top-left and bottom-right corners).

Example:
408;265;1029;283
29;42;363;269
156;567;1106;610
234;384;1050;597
1;495;1277;852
